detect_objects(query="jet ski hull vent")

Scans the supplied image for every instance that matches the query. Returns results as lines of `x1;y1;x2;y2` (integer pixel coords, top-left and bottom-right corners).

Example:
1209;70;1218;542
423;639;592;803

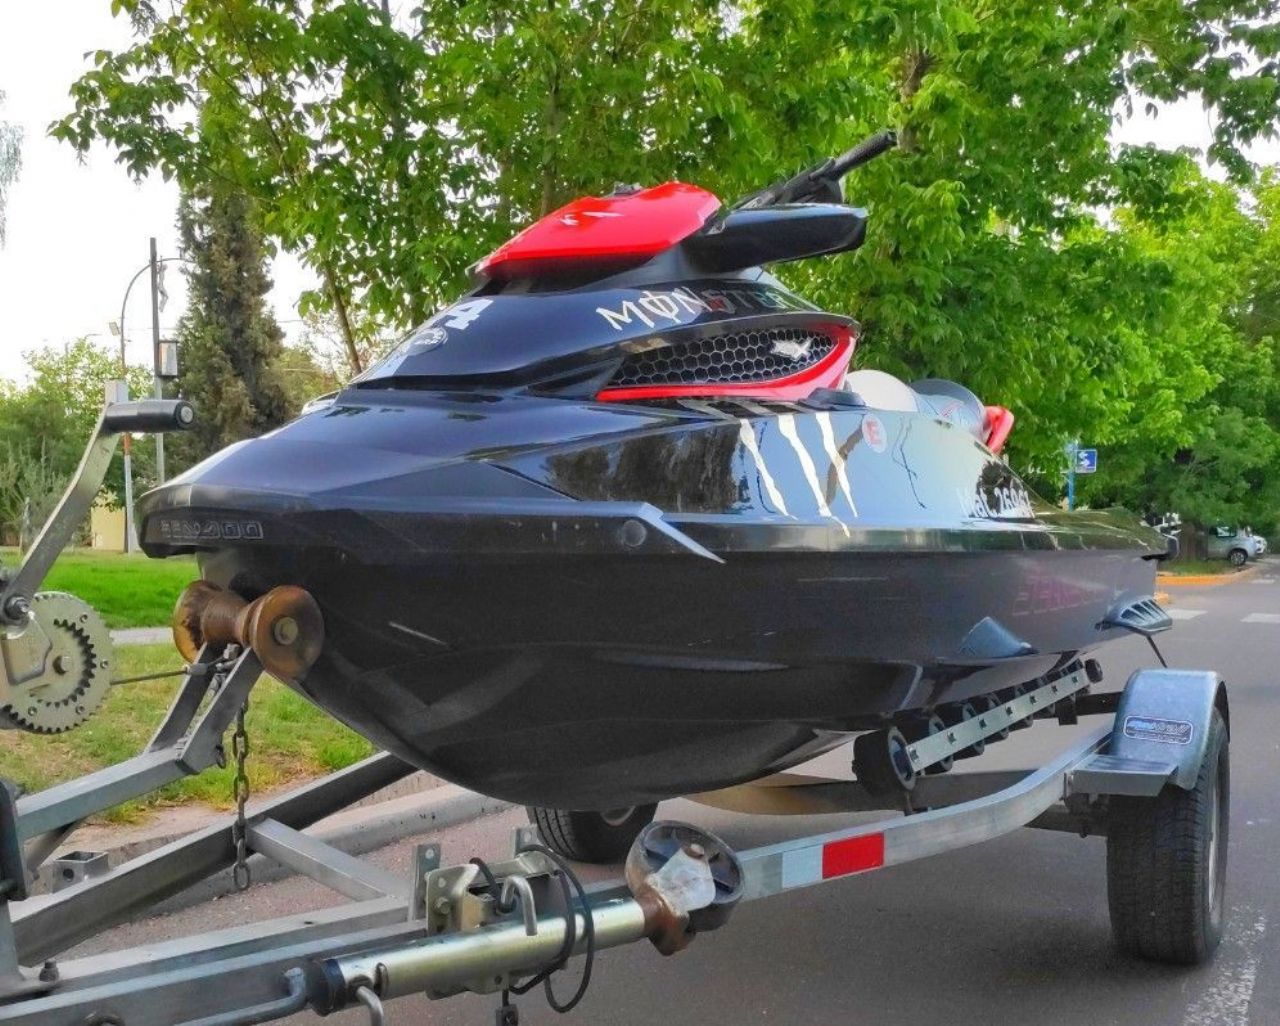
610;326;836;388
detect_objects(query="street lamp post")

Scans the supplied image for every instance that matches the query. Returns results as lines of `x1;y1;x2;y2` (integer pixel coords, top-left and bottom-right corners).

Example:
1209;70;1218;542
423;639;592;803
1066;440;1077;512
149;237;168;483
113;240;190;552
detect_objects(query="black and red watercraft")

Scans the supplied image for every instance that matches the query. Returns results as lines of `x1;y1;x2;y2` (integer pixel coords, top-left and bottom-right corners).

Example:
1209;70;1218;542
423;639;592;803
138;132;1168;810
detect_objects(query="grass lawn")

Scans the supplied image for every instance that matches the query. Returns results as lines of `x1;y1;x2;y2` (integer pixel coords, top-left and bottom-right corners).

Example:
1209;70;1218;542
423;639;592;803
0;644;374;823
1158;559;1240;576
0;547;196;628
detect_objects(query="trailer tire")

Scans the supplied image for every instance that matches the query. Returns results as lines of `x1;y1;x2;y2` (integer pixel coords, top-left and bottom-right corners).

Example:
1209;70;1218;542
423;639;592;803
526;804;658;864
1106;709;1229;965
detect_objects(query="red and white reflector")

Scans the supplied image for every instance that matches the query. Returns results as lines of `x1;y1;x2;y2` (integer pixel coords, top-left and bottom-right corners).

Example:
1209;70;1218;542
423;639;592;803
779;832;886;889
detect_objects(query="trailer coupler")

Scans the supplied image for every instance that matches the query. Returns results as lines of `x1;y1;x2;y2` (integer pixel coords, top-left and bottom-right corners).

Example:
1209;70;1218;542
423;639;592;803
311;821;744;1018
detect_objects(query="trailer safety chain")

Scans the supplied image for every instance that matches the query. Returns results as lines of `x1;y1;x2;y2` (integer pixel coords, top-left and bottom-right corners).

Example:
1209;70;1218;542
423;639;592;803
231;700;252;892
471;843;597;1020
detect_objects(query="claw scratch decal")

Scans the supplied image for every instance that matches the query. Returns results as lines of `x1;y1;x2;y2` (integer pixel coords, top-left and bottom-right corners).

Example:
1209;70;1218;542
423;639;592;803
777;413;848;534
816;412;859;518
738;418;792;517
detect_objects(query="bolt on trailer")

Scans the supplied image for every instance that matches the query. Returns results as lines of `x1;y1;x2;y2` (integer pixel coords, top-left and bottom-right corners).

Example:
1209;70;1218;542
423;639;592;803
0;386;1231;1025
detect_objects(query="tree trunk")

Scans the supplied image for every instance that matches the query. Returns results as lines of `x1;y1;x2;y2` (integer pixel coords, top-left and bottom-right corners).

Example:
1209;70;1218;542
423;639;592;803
898;49;934;153
323;264;363;375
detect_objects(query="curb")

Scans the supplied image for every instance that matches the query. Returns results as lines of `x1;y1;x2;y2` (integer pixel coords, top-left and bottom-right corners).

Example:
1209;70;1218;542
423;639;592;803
49;784;512;914
1157;563;1263;588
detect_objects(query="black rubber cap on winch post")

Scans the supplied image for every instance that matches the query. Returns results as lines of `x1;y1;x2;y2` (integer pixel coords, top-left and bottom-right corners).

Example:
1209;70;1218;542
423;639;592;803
854;727;917;796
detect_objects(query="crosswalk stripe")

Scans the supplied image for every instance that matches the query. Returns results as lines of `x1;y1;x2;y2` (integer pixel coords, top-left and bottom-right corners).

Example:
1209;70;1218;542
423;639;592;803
1166;608;1206;621
1242;612;1280;624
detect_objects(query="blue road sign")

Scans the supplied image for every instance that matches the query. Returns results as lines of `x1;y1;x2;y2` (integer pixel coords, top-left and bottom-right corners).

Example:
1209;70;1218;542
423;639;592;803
1076;448;1098;474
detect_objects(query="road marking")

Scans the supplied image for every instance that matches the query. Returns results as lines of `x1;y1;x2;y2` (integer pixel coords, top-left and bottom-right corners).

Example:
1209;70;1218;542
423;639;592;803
1167;608;1207;621
1249;577;1276;584
1242;613;1280;624
1181;907;1265;1026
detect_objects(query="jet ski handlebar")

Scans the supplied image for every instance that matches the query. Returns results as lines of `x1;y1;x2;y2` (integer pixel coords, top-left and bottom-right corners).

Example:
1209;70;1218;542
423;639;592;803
734;129;897;209
828;129;899;179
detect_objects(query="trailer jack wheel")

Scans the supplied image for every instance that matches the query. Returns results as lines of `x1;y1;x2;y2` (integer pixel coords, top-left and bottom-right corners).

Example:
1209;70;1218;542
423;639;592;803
527;804;658;863
1106;709;1229;964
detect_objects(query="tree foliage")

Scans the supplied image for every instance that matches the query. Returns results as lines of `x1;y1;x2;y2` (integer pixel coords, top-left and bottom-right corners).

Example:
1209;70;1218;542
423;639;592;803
1081;163;1280;531
0;341;153;541
169;184;292;471
53;0;1280;526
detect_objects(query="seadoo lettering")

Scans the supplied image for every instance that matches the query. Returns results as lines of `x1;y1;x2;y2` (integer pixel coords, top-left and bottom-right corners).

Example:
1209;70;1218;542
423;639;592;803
596;285;811;330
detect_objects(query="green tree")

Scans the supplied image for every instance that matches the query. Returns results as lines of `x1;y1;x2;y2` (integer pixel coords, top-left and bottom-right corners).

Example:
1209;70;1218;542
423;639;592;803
53;1;1280;500
170;185;291;470
0;90;22;246
0;340;153;540
1075;158;1280;529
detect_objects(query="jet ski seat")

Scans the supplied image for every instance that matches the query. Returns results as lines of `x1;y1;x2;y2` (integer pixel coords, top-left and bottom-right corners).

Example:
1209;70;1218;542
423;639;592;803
843;369;1014;454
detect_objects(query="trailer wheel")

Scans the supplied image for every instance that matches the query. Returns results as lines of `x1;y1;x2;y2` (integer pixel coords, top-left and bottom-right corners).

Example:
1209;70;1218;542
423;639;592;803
1106;709;1229;964
527;804;658;864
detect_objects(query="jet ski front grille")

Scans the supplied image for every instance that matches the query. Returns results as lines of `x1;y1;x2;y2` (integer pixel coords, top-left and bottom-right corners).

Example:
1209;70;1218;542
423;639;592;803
611;327;837;388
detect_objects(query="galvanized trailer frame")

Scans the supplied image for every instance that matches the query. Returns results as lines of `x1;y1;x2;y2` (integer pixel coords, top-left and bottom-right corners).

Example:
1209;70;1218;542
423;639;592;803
0;656;1229;1026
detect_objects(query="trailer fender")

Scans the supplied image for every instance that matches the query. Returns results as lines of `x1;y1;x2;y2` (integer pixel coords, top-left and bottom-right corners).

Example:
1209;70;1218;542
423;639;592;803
1109;668;1226;791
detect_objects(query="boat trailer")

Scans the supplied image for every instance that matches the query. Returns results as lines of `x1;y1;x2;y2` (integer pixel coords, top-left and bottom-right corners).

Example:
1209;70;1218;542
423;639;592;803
0;387;1231;1024
0;647;1231;1026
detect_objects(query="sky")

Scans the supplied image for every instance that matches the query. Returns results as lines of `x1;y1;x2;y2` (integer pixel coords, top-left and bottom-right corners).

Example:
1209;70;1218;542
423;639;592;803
0;3;1278;386
0;0;316;385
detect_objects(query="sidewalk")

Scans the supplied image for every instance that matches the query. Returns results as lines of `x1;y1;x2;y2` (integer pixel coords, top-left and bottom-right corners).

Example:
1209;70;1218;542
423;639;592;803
110;626;170;646
45;769;513;907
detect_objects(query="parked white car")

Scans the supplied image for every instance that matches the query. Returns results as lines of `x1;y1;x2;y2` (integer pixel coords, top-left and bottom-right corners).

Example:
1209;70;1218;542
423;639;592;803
1207;525;1265;566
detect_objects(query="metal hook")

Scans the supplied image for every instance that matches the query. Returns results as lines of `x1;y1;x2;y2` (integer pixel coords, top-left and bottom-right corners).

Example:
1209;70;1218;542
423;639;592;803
500;874;538;936
355;984;386;1026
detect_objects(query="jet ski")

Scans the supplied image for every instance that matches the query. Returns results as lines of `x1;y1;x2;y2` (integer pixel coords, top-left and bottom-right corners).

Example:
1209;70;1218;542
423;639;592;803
138;131;1168;809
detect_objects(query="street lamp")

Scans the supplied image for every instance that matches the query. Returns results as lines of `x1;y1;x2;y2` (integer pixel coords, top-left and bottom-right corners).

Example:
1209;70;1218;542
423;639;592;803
113;241;193;552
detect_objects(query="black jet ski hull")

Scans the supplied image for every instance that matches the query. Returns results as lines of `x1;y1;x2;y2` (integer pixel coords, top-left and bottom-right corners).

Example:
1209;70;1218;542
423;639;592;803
140;391;1163;808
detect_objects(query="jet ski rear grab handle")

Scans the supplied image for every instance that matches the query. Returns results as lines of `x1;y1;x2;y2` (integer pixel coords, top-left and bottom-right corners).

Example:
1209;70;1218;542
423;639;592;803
0;620;1228;1026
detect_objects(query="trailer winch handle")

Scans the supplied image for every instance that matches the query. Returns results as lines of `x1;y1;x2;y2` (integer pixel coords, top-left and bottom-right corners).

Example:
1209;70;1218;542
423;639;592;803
104;399;195;435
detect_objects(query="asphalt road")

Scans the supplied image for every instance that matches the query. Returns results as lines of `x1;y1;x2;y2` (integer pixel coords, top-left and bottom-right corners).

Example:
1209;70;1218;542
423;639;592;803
80;567;1280;1026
